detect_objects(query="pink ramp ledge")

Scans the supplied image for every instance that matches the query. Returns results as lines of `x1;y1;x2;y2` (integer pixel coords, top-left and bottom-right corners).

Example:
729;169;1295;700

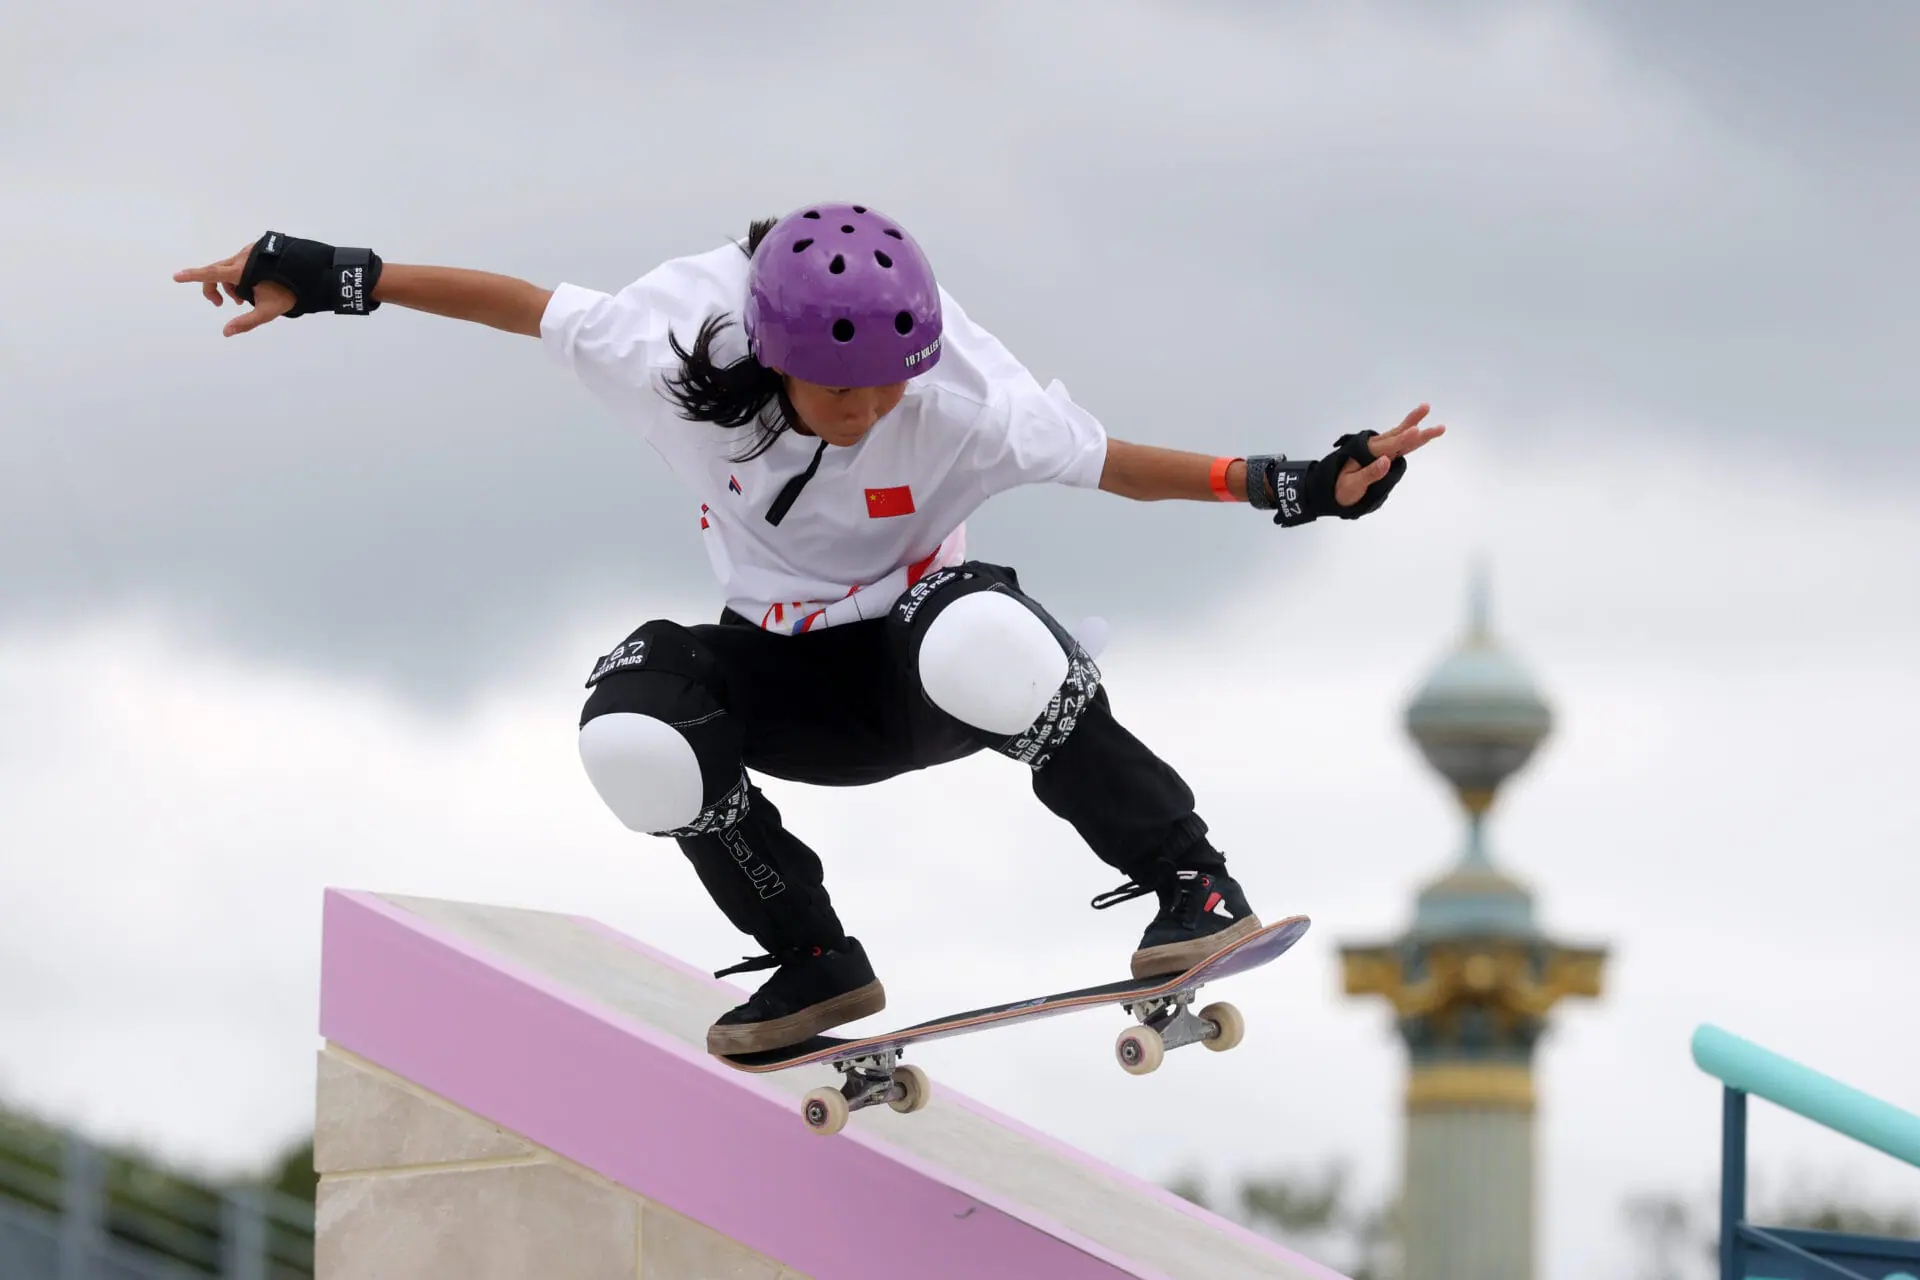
319;889;1344;1280
571;913;1353;1280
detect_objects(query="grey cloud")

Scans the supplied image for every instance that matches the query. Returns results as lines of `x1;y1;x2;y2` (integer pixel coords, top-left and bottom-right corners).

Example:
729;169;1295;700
1573;0;1920;151
984;2;1916;448
2;0;1913;705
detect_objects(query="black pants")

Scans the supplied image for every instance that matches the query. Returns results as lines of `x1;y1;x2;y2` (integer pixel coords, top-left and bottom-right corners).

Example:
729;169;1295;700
579;562;1217;955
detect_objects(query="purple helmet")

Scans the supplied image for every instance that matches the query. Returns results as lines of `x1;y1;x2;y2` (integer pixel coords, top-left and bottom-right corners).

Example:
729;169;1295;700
743;202;943;387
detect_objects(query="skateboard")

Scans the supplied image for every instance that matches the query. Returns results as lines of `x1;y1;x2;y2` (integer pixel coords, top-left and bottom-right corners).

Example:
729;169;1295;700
719;915;1311;1134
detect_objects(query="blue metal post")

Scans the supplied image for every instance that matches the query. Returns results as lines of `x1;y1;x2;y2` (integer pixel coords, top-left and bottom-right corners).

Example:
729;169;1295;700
222;1186;270;1280
57;1135;104;1280
1721;1086;1747;1280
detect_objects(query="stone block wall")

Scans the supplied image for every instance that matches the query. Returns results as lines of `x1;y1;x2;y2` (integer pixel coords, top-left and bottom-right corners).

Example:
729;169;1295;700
313;1046;808;1280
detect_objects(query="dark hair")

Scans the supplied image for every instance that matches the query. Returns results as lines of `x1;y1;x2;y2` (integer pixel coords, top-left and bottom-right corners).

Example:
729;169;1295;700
660;217;799;462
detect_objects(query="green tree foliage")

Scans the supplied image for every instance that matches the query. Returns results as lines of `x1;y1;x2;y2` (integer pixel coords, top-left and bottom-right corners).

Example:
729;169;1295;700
2;1101;319;1275
1776;1197;1920;1239
1167;1160;1400;1280
266;1138;318;1206
1238;1162;1346;1235
0;1104;64;1214
1622;1191;1698;1280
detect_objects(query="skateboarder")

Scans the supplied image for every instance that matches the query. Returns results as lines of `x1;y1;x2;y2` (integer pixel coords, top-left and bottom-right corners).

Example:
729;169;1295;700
176;205;1442;1055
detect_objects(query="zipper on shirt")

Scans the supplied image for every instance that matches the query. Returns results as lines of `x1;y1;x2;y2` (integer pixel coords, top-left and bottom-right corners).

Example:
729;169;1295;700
764;438;829;527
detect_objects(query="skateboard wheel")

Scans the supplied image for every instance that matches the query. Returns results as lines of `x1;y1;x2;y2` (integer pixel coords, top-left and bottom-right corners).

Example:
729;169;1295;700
802;1087;850;1135
888;1064;933;1115
1115;1026;1165;1075
1199;1001;1244;1053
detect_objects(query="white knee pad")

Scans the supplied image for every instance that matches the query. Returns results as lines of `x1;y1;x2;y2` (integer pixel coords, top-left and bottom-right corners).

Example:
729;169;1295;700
577;713;705;833
918;590;1070;735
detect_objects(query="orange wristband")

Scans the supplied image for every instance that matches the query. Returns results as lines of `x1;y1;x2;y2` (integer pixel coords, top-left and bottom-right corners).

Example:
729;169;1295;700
1209;456;1242;502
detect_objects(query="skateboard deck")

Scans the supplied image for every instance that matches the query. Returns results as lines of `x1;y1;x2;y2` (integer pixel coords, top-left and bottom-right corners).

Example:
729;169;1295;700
718;915;1310;1132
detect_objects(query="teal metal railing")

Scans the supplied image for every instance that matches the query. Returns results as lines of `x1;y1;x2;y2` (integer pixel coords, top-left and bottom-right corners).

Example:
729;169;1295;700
1692;1024;1920;1280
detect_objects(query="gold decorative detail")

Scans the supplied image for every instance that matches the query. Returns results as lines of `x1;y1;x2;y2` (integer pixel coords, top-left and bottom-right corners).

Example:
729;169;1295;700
1457;787;1495;815
1462;954;1497;993
1340;940;1606;1025
1406;1062;1535;1112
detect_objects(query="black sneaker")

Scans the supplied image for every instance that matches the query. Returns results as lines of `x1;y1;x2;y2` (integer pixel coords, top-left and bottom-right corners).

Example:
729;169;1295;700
706;937;886;1055
1093;866;1262;979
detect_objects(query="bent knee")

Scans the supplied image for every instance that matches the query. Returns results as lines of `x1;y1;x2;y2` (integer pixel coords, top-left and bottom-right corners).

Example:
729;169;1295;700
577;712;706;833
578;620;746;834
583;710;714;832
917;589;1070;735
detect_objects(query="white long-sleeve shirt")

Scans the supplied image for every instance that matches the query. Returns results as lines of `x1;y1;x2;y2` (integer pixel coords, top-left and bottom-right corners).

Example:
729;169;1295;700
540;242;1109;634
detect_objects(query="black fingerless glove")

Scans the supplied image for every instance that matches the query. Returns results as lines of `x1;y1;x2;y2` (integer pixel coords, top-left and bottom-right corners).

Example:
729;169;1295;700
235;232;383;317
1245;431;1407;526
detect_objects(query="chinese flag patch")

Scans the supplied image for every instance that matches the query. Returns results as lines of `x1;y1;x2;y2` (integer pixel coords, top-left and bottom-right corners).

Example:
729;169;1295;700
865;485;915;519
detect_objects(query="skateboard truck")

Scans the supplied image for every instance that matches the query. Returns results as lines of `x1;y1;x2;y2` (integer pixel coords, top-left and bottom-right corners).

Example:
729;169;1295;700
801;1050;933;1135
1114;989;1245;1075
725;917;1310;1135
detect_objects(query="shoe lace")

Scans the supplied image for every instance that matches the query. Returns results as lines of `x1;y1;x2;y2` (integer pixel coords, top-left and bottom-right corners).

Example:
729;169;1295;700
1089;879;1154;910
1090;868;1212;925
713;953;782;979
712;943;827;980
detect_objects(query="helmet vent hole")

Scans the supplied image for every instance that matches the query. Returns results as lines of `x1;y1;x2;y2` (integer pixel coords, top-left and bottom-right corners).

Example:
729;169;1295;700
840;224;855;233
894;311;914;335
803;210;821;220
874;250;893;269
832;319;856;343
828;254;846;275
792;238;814;253
852;205;867;213
884;228;904;240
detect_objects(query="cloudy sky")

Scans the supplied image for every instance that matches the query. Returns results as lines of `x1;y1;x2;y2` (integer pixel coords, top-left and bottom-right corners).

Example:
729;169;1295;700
3;1;1917;1276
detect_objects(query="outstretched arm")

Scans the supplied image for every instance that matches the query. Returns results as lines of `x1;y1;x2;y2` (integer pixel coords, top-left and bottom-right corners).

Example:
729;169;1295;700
1099;441;1259;502
373;265;551;336
1099;406;1445;510
175;234;552;338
